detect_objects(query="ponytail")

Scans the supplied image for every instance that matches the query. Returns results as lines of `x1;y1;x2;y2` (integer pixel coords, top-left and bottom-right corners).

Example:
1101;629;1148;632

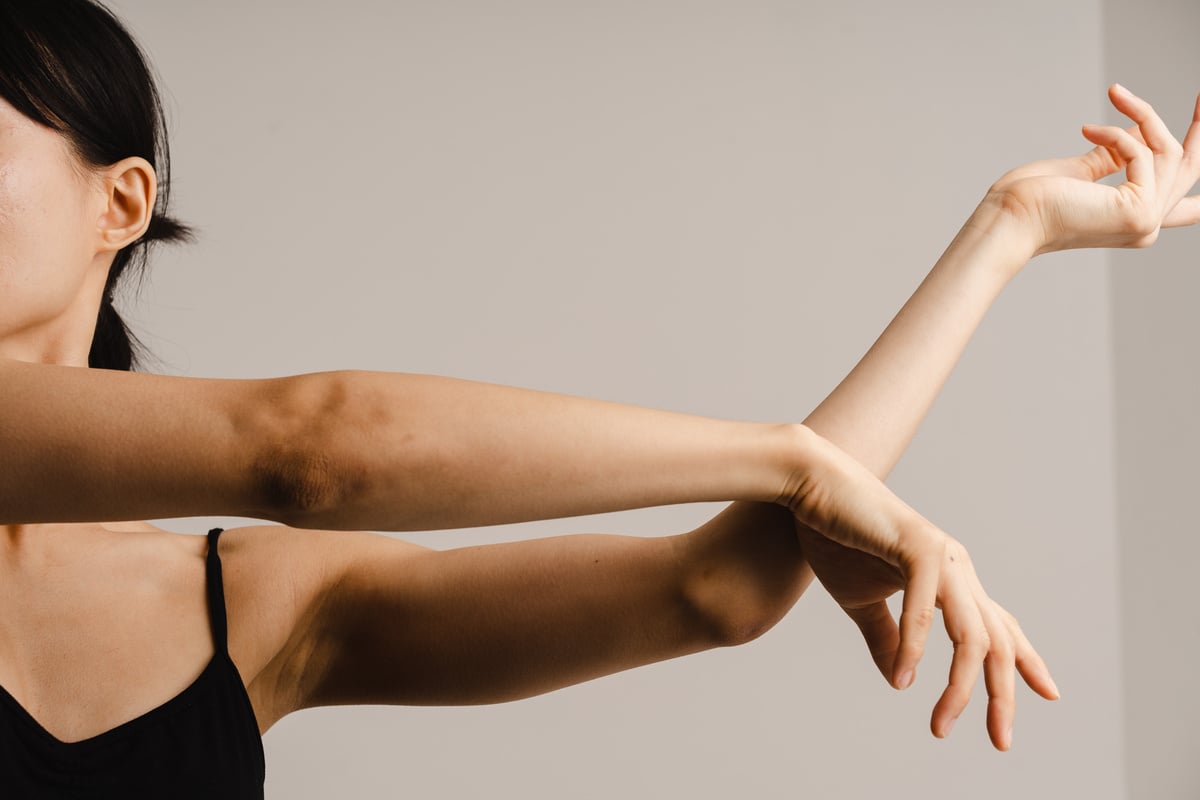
88;295;136;372
87;210;194;371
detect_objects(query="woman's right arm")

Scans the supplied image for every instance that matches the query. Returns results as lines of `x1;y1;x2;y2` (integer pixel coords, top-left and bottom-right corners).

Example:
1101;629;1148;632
0;355;932;545
0;358;787;526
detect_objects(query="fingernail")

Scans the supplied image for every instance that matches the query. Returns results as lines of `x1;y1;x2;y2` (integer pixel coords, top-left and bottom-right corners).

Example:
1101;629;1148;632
897;670;914;690
1006;725;1013;749
1050;678;1061;699
944;716;957;736
1113;83;1131;97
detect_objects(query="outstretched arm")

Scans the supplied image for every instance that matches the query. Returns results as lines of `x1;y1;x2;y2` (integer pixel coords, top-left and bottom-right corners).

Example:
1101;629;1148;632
784;84;1200;748
0;357;924;539
679;85;1200;750
679;184;1046;752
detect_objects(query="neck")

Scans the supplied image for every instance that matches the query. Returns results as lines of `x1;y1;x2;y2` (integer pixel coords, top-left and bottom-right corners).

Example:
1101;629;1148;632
0;289;98;366
0;329;93;367
0;259;112;367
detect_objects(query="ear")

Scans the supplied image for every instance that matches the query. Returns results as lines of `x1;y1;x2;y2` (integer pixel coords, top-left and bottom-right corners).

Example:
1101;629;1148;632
95;156;157;253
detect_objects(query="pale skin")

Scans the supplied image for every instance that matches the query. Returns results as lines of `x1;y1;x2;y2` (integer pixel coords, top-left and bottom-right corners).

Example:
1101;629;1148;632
0;84;1196;753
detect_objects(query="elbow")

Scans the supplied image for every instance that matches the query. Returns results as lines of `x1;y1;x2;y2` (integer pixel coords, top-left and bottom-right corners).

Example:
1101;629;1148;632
255;448;349;528
697;590;792;649
681;561;804;650
247;371;376;528
676;525;812;649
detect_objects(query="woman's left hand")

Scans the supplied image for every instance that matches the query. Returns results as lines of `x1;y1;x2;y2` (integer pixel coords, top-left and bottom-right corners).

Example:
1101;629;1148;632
988;85;1199;257
795;522;1059;750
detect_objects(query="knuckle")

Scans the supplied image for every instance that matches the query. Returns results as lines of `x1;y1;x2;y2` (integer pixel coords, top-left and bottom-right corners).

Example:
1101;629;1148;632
955;627;990;653
988;634;1015;661
912;605;938;630
943;537;967;564
919;525;948;559
987;696;1016;718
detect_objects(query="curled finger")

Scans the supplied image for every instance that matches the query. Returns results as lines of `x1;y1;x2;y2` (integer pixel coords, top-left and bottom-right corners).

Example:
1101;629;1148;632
845;601;900;682
979;602;1017;751
1181;92;1200;155
1109;84;1182;158
1081;124;1156;192
929;570;987;739
891;531;943;690
1178;92;1200;185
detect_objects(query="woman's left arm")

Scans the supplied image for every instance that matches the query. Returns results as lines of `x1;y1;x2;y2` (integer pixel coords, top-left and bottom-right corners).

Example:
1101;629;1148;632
788;84;1199;749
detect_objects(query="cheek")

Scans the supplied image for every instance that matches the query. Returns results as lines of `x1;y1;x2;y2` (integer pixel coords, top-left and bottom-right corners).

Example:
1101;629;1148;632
0;158;97;330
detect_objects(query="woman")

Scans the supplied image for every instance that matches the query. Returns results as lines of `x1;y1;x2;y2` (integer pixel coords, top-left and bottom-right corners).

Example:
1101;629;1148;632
1;0;1196;796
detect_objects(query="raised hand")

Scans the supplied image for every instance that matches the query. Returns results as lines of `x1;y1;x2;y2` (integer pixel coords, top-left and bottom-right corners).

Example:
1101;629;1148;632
990;85;1200;256
784;427;1058;751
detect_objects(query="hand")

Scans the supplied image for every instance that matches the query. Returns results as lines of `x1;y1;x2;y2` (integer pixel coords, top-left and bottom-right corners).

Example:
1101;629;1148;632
988;84;1200;256
795;523;1058;750
782;427;1058;750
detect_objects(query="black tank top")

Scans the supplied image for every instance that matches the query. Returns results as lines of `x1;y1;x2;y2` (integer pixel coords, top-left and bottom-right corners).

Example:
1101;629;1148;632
0;528;266;797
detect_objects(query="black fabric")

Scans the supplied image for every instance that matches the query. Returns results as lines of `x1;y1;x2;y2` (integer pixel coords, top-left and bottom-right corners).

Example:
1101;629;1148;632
0;528;266;798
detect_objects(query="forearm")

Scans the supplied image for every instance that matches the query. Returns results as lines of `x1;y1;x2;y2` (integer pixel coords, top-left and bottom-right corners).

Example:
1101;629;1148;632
692;202;1035;573
668;202;1039;663
801;198;1036;477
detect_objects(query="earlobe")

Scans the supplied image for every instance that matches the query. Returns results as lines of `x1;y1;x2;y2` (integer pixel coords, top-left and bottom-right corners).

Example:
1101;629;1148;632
97;156;157;252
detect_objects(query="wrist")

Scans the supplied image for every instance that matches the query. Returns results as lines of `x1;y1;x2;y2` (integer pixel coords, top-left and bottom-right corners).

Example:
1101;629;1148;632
923;194;1042;292
970;191;1044;271
772;423;824;511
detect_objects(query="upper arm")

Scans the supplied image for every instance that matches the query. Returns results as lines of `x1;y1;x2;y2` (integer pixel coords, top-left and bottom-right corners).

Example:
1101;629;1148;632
0;358;332;525
228;506;813;726
283;527;718;713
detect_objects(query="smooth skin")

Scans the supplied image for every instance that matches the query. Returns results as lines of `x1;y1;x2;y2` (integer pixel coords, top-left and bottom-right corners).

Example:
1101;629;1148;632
0;84;1195;752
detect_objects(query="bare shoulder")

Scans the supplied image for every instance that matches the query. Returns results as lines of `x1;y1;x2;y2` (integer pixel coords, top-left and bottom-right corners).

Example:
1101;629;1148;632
214;524;429;732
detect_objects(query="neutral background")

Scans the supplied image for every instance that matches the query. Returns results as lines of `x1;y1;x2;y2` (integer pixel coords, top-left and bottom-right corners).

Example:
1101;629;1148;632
103;1;1197;797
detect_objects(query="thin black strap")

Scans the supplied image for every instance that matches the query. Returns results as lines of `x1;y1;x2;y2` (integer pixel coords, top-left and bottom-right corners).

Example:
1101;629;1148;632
205;528;229;654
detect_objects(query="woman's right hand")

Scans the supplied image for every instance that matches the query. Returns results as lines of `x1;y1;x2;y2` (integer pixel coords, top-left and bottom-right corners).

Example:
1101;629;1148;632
987;85;1199;257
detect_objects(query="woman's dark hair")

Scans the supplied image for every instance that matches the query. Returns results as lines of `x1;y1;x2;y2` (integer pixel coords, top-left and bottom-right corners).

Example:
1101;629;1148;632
0;0;193;371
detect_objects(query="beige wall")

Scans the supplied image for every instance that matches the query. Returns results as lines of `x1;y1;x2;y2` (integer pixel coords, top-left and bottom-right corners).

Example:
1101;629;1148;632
1104;1;1200;798
100;0;1200;797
